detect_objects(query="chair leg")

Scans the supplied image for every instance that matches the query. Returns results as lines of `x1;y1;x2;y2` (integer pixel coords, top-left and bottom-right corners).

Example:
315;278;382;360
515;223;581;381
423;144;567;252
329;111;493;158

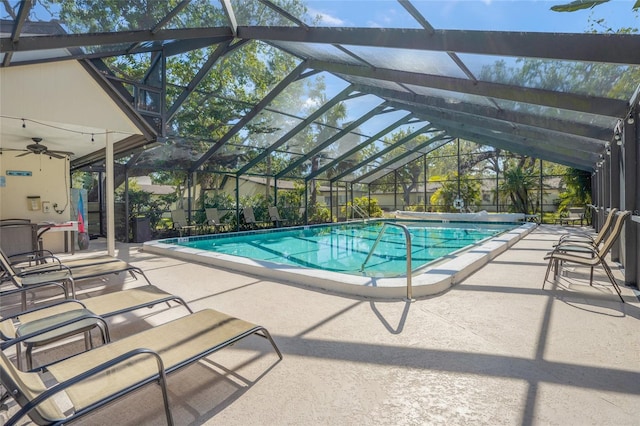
600;260;625;303
25;344;34;371
85;330;93;350
67;277;76;299
16;344;24;371
543;257;554;289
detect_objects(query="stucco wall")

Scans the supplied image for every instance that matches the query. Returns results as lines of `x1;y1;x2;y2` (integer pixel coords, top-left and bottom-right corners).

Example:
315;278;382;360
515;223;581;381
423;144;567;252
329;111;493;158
0;151;70;251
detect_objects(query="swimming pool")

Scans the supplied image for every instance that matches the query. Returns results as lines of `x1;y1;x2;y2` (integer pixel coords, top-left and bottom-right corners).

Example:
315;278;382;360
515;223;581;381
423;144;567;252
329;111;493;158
144;217;536;299
169;221;513;277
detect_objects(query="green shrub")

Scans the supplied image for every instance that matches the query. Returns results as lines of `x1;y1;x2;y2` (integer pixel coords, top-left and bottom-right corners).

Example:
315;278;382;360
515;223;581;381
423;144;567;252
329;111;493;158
341;196;383;218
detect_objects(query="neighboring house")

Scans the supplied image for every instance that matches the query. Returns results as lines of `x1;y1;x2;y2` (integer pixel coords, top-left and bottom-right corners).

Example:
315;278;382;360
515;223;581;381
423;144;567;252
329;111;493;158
131;176;175;196
370;176;564;212
132;174;564;214
218;175;332;204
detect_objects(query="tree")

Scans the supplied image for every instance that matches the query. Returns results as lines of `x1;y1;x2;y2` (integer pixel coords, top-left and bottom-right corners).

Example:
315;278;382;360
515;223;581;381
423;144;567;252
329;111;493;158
558;168;592;214
51;0;310;214
430;173;481;213
550;0;639;12
115;179;176;237
500;163;538;214
276;182;305;224
373;129;450;207
307;98;348;207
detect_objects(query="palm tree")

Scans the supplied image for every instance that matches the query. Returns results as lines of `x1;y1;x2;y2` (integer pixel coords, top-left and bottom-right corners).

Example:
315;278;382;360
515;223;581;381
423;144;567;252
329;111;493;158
500;166;538;214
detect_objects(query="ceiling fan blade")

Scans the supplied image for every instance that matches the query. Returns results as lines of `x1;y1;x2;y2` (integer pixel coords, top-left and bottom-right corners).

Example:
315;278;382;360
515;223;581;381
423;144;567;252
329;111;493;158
49;150;74;157
47;152;66;159
16;151;31;157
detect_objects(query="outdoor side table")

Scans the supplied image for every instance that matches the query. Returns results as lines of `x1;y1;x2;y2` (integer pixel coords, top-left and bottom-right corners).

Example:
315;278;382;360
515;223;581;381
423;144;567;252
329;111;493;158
15;308;110;370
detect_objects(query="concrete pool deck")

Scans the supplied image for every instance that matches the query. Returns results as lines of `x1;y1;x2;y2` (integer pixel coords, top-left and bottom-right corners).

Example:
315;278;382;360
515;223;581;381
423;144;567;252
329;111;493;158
143;222;536;299
1;224;639;425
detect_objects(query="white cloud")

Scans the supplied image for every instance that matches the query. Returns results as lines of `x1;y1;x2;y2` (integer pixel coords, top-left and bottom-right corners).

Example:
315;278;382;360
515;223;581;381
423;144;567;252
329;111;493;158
307;7;345;26
303;97;321;109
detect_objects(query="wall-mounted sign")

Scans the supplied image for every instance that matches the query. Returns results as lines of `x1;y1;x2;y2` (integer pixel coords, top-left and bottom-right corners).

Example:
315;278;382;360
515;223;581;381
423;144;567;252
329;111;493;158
6;170;32;176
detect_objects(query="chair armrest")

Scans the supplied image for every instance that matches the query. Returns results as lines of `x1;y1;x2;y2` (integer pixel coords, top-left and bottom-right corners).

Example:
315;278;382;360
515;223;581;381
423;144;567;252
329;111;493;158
2;299;87;323
548;242;598;258
0;299;87;341
17;263;71;277
0;280;68;298
6;348;167;426
558;234;594;243
554;241;596;251
8;250;56;265
0;311;104;351
10;254;62;272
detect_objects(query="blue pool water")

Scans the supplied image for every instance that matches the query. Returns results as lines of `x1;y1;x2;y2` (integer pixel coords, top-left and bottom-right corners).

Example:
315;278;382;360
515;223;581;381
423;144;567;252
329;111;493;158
169;220;517;277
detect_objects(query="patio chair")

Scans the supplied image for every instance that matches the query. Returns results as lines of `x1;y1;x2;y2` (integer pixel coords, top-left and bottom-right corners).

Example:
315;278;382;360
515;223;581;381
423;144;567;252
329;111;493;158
543;210;631;302
0;308;282;425
554;208;618;248
205;208;229;232
170;209;196;236
1;285;193;370
268;206;284;227
242;207;263;229
0;221;39;259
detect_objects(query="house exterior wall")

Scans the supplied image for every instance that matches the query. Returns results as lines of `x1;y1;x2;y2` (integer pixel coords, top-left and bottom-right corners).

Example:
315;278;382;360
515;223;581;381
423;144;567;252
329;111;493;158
0;151;69;251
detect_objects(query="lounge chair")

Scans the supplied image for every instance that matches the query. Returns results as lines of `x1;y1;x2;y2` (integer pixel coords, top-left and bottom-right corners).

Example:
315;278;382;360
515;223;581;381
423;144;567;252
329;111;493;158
4;249;153;286
268;206;285;228
8;251;119;274
1;285;193;369
171;209;196;236
242;207;258;229
543;210;631;302
1;248;74;309
1;249;154;309
0;308;282;425
205;208;229;232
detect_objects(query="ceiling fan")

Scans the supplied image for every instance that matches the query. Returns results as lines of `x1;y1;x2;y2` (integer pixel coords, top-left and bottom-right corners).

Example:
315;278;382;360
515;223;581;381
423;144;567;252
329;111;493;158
15;137;74;159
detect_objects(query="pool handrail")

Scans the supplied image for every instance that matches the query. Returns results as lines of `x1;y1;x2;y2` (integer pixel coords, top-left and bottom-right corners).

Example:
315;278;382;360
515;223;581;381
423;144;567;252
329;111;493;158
349;203;370;221
361;222;413;300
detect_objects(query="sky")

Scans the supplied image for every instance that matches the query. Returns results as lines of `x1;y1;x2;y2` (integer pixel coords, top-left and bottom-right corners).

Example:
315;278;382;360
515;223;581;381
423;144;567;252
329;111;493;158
303;0;639;33
295;0;639;133
5;0;635;145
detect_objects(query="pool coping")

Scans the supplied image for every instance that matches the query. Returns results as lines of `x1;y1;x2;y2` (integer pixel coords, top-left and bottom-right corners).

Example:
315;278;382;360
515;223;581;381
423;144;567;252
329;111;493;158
143;221;537;300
